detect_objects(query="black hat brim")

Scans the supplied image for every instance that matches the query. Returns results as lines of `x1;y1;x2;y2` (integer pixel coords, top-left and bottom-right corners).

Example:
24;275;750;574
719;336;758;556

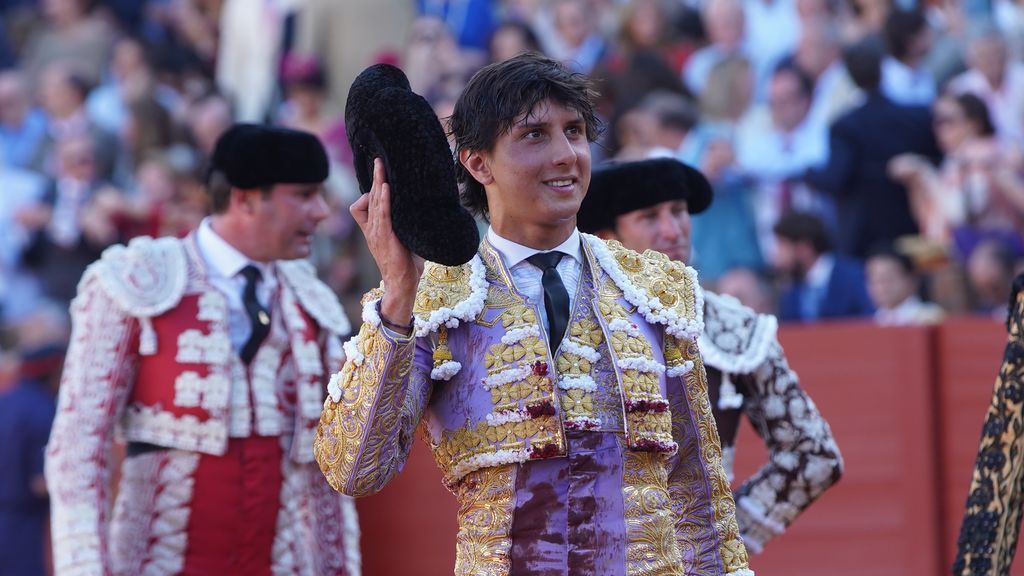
346;65;479;266
577;158;713;234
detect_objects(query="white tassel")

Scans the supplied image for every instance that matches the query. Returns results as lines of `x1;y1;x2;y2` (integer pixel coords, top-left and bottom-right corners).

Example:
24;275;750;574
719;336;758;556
718;372;744;410
139;317;157;355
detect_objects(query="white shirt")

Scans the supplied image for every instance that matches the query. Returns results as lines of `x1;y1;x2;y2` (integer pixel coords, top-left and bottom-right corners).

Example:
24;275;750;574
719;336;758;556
805;253;834;294
487;227;583;338
196;217;277;351
948;63;1024;146
874;295;944;326
881;56;936;106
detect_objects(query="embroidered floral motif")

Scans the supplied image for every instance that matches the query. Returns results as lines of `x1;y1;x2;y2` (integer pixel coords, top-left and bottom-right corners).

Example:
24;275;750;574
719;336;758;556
173;371;230;411
109;451;200;575
175;329;231;364
585;234;704;342
413;256;488;337
453;465;517;576
699;290;777;374
197;291;226;322
954;281;1024;575
122;403;228;455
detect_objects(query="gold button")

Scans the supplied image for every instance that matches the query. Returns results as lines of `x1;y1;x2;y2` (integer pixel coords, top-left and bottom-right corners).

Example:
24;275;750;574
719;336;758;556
258;311;270;325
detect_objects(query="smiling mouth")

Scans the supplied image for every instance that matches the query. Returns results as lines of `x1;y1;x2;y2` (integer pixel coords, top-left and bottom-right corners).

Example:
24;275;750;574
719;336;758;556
544;178;576;190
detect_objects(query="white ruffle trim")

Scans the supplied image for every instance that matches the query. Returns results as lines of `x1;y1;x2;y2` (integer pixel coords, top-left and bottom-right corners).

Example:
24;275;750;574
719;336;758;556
565;415;603;429
482;365;532;390
449;447;532;483
502;325;541;345
617;356;666;374
342;336;364;367
666;360;695;378
327;372;343;403
585;234;705;341
484;409;530;426
699;290;778;374
726;569;756;576
560;339;601;362
431;360;462;381
608;318;642;337
362;298;382;328
414;256;488;337
558;374;598;392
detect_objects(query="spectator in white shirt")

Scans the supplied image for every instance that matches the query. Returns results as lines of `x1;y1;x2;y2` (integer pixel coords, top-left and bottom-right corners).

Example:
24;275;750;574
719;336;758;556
785;18;863;127
948;23;1024;146
737;64;830;259
866;244;944;325
743;0;801;98
881;8;937;106
683;0;746;95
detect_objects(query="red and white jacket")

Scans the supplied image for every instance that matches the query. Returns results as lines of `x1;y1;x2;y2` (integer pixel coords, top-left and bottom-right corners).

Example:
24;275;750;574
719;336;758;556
45;235;360;575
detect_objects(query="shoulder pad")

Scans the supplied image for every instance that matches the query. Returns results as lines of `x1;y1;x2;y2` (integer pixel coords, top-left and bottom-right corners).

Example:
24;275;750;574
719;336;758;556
699;290;778;374
278;259;352;336
412;255;488;337
585;234;704;340
89;236;187;318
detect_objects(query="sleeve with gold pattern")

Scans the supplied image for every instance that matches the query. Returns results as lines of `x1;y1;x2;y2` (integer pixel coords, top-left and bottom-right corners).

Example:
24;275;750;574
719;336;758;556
314;318;433;498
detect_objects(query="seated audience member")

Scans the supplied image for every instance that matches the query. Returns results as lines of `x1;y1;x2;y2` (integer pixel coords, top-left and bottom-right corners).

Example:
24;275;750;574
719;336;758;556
865;244;945;325
0;71;48;170
19;135;123;305
967;238;1019;319
773;211;875;322
947;22;1024;145
889;92;1024;253
880;8;937;106
716;266;778;314
488;20;542;64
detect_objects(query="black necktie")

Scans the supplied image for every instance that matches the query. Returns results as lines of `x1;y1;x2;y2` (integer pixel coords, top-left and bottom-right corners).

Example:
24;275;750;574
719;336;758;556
240;265;271;364
527;252;570;354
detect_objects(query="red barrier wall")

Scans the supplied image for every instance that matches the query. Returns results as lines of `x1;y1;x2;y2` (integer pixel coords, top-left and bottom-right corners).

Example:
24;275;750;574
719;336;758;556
353;318;1008;576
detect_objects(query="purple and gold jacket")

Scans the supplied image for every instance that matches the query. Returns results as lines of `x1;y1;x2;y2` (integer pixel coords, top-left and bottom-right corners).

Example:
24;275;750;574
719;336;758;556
315;234;753;575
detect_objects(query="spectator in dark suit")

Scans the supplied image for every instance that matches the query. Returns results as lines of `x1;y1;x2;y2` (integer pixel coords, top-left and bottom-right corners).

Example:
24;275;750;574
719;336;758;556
773;212;875;322
804;38;941;259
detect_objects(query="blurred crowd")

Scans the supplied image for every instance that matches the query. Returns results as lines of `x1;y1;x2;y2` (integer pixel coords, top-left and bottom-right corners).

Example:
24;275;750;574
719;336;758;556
1;0;1023;572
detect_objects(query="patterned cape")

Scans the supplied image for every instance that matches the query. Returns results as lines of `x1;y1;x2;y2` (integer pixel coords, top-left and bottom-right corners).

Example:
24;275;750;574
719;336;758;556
954;273;1024;575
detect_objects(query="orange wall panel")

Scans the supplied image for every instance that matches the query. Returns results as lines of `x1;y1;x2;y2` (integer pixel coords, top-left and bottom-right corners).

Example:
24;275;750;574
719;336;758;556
733;322;942;576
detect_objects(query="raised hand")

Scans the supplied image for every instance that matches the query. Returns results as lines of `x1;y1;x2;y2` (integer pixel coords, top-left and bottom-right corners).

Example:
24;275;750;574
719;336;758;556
350;158;424;329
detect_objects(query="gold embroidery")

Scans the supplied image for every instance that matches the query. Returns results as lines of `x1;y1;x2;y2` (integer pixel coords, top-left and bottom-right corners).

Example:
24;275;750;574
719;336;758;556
432;414;563;487
454;465;517;576
622;440;686;576
598;295;676;452
413;261;474;320
314;324;412;496
670;343;749;573
603;240;702;327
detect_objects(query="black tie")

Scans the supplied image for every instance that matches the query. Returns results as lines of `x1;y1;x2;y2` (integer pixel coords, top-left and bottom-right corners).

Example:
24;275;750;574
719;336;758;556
240;265;271;364
527;252;570;354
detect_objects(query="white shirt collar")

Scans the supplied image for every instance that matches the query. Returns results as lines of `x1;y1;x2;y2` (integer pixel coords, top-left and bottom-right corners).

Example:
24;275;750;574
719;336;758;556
196;217;274;281
805;253;834;289
486;227;582;269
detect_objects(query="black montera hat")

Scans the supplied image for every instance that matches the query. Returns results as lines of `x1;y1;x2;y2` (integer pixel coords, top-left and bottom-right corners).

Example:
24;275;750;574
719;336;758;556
209;123;328;189
576;157;713;234
345;64;480;266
